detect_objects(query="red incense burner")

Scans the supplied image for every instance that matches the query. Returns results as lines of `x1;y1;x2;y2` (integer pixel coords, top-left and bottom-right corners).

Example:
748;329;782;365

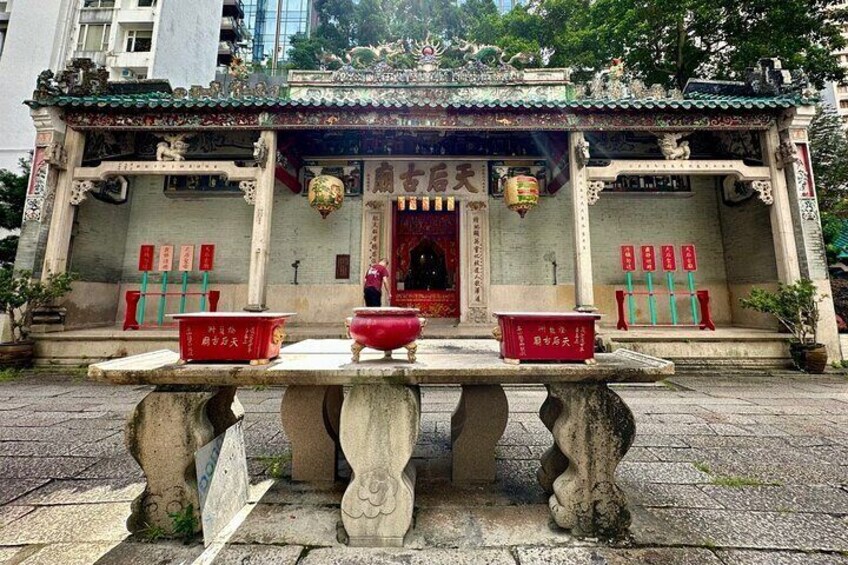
172;312;296;365
494;312;600;364
345;307;426;363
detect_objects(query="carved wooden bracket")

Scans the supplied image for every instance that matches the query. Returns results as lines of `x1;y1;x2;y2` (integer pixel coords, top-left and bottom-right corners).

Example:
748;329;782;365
239;180;257;205
750;180;773;205
586;180;605;206
70;180;97;206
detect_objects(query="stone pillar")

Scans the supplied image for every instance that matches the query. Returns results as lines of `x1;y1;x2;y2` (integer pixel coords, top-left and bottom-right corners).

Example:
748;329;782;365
40;126;84;279
779;108;842;359
280;385;343;482
450;384;508;484
14;108;68;277
762;126;801;284
569;132;596;311
245;130;277;311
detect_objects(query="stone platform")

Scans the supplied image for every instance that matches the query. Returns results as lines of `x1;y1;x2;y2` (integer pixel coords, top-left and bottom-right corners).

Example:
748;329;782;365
0;370;846;564
34;325;792;368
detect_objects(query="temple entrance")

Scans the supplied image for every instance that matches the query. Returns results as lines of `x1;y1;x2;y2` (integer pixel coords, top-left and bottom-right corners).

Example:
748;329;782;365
391;204;460;318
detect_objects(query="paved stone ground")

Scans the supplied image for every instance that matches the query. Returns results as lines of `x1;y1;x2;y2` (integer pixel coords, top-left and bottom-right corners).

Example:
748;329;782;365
0;369;846;564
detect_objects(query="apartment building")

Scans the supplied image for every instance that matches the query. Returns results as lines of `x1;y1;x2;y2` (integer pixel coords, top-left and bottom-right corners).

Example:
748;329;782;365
822;1;848;121
0;0;245;171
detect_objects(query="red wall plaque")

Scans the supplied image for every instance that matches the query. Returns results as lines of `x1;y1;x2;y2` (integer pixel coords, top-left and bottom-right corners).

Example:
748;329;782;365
179;245;194;272
620;245;636;272
158;245;174;272
138;245;155;272
661;245;676;271
681;245;698;271
199;244;215;272
641;246;656;272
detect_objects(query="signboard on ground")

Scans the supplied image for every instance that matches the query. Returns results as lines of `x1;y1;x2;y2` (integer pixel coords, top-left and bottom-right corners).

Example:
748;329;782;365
195;420;249;547
158;245;174;272
620;245;636;272
200;244;216;272
681;245;698;271
641;246;656;272
661;245;676;271
179;245;194;272
138;245;155;272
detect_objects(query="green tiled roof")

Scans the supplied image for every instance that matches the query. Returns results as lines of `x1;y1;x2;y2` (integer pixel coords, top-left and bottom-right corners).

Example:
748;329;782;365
29;92;809;111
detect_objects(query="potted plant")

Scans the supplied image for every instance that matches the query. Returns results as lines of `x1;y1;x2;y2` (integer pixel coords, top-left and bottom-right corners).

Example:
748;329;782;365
740;278;828;373
0;268;76;367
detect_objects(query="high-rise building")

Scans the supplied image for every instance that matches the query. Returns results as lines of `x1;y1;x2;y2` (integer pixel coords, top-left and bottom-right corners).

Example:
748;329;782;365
0;0;245;172
822;2;848;122
242;0;313;68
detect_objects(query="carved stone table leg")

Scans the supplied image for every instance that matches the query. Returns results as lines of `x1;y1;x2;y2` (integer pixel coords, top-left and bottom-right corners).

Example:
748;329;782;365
340;384;420;547
537;394;568;494
281;385;344;482
125;386;243;536
451;385;508;484
545;383;635;539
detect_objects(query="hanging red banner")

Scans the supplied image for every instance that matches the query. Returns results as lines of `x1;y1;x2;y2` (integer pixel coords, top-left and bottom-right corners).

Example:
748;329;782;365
199;244;216;272
661;245;676;271
681;245;698;271
138;245;155;272
620;245;636;272
641;246;656;272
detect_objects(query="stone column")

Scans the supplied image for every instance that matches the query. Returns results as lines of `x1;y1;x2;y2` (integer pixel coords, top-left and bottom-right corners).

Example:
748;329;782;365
280;385;343;482
245;130;277;311
40;126;84;279
779;108;842;359
762;126;801;284
450;384;508;484
569;132;596;311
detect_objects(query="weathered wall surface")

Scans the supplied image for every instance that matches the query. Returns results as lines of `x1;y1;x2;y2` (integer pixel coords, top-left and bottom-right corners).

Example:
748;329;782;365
71;196;132;283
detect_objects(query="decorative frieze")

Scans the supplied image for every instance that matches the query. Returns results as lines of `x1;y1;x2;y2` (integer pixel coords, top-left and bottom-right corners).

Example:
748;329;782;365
73;161;260;183
775;140;800;169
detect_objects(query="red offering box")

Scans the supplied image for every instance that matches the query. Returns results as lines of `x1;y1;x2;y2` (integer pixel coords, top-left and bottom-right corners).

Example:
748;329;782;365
494;312;600;363
171;312;296;364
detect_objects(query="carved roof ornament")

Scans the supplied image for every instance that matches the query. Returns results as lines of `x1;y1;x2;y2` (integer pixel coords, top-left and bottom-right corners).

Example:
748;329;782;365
172;80;282;101
33;58;110;102
253;138;269;168
575;139;591;169
44;142;68;170
775;140;800;169
574;59;685;102
746;58;814;98
655;133;691;160
155;134;191;162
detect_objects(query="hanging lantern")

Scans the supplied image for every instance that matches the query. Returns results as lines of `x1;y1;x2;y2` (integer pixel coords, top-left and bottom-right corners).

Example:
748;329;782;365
504;175;539;218
308;175;344;219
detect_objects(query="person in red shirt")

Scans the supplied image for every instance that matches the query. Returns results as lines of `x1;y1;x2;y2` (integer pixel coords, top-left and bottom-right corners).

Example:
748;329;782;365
363;259;391;307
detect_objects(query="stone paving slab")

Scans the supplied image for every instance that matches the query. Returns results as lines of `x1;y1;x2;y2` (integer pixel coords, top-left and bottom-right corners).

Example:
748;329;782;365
299;547;517;564
212;544;304;564
0;502;131;544
88;541;204;564
11;478;144;506
715;549;848;564
0;456;98;479
229;504;343;546
515;546;724;564
699;484;848;513
0;479;50;505
17;542;122;565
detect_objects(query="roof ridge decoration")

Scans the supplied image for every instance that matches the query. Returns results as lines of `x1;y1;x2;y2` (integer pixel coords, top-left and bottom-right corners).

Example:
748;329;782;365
317;35;538;85
33;58;110;102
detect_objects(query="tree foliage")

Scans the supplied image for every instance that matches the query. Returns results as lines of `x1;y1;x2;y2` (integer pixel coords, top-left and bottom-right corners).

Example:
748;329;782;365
0;158;29;268
286;0;847;89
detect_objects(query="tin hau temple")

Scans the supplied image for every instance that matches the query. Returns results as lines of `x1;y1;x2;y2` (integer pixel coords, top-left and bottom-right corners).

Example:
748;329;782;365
18;40;842;365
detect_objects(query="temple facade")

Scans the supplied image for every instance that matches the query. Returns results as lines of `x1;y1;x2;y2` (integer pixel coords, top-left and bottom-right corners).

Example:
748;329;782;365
17;43;842;361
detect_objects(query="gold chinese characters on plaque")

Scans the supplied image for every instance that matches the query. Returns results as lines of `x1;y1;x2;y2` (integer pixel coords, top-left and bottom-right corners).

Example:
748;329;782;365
366;161;486;195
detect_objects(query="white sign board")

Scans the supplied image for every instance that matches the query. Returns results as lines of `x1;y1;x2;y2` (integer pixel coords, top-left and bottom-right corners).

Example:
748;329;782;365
195;420;249;546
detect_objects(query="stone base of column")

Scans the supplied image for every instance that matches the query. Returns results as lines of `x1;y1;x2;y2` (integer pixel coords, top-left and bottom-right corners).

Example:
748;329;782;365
243;304;268;313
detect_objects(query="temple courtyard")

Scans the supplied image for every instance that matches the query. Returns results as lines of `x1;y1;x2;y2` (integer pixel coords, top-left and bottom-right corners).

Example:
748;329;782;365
0;370;844;564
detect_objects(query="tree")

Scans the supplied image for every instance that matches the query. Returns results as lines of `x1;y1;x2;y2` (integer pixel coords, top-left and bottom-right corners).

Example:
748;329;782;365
810;104;848;217
0;158;29;267
586;0;848;89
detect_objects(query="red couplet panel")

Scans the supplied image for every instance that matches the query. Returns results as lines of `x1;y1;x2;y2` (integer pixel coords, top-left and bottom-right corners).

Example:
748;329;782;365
138;245;155;272
172;313;294;363
199;244;216;272
641;246;656;272
661;245;676;271
495;312;600;363
681;245;698;271
620;245;636;272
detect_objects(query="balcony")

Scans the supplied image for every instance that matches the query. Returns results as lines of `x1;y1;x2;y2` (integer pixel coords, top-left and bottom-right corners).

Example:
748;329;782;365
78;7;114;24
222;0;244;19
72;51;108;66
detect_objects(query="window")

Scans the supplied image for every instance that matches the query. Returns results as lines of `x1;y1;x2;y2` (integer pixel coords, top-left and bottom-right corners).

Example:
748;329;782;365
137;0;157;6
125;29;152;52
76;24;111;51
83;0;115;7
839;100;848;109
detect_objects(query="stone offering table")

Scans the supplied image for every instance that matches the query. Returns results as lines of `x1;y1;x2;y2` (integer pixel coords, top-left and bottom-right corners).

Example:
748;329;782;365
89;339;673;544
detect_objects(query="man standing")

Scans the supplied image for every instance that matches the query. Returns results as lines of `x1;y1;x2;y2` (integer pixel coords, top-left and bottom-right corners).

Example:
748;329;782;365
363;258;391;307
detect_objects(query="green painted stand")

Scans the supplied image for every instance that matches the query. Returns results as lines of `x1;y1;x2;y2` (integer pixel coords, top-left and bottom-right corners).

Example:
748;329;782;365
137;271;149;325
687;271;699;324
179;272;189;314
200;272;209;311
625;272;636;325
645;272;658;326
666;272;679;325
157;272;169;326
